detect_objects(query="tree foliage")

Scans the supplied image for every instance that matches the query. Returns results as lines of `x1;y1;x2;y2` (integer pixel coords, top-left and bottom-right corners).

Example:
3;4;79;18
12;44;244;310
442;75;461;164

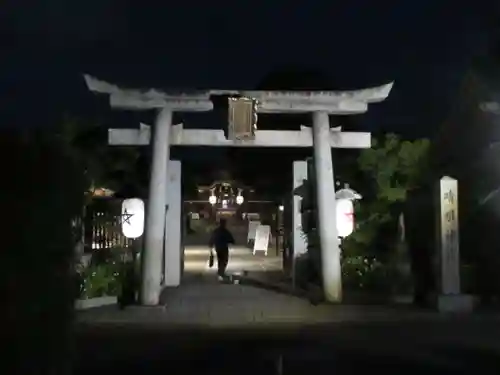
3;116;147;372
343;134;430;256
358;134;431;203
2;128;87;373
58;116;144;198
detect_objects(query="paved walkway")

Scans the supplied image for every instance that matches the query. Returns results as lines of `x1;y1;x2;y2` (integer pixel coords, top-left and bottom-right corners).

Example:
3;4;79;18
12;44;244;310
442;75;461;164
183;245;282;274
77;273;455;329
76;244;500;373
76;291;500;374
76;244;500;371
77;245;499;329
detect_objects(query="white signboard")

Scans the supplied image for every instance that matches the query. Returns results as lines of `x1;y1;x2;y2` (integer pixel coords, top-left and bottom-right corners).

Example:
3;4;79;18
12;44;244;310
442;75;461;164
438;176;460;295
247;220;261;242
247;213;260;221
190;212;200;220
253;224;270;255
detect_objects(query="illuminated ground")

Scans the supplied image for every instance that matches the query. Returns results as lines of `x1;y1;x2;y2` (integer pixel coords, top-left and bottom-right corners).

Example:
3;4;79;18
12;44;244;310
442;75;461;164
183;244;282;275
76;244;462;328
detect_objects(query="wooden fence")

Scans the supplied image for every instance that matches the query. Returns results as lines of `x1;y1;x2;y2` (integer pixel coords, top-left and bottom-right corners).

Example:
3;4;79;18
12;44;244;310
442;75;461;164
84;197;133;252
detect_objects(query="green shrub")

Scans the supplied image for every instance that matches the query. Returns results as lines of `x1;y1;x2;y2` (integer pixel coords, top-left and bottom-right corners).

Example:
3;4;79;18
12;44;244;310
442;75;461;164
341;255;391;293
79;262;122;299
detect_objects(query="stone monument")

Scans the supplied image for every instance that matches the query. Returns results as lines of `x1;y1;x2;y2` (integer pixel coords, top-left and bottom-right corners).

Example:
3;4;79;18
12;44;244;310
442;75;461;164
436;176;474;312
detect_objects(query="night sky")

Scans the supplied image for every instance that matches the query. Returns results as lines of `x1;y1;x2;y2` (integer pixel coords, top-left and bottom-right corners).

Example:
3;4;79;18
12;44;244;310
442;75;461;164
1;1;495;138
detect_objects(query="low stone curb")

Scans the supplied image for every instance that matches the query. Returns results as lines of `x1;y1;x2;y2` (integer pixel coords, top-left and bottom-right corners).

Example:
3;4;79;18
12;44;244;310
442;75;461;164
75;296;118;310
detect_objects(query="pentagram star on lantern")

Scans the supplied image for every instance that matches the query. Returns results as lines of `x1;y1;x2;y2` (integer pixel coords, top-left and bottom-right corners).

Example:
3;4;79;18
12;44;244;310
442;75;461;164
120;209;134;225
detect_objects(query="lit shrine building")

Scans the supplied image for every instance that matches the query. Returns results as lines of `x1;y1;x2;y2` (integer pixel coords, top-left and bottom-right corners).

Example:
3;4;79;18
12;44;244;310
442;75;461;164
184;178;275;224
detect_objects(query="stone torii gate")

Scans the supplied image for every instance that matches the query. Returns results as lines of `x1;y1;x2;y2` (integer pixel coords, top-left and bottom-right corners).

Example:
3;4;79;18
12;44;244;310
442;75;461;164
84;75;393;306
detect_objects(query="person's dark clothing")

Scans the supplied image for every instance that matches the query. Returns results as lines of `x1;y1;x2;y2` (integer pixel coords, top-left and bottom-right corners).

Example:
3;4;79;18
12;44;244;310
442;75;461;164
209;227;235;251
209;226;235;277
215;249;229;277
404;187;436;307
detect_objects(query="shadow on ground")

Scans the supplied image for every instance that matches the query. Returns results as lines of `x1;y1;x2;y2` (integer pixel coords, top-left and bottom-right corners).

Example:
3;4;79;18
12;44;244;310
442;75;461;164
74;318;500;374
75;243;500;374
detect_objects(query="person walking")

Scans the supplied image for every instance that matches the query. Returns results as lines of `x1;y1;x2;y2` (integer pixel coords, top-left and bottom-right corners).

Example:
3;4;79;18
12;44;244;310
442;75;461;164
208;219;235;281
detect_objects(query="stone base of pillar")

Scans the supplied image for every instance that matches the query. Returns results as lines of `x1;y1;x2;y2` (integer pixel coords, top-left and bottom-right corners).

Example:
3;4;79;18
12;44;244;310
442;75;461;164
124;305;167;312
436;294;475;313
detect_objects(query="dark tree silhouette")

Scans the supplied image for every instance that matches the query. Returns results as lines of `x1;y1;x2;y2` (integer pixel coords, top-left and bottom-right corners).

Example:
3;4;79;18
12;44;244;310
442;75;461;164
434;49;500;302
2;129;87;374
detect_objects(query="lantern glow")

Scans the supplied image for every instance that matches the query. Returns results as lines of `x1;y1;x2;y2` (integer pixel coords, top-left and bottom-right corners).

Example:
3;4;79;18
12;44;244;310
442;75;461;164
121;198;145;239
236;195;244;205
208;195;217;205
336;199;354;238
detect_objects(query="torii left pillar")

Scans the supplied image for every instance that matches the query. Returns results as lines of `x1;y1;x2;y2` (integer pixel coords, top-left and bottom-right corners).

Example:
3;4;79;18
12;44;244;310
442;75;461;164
312;112;341;302
142;108;171;305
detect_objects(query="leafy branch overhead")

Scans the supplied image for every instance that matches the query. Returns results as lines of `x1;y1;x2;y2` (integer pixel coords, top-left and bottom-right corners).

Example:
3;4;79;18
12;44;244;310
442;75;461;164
57;116;141;196
358;134;430;203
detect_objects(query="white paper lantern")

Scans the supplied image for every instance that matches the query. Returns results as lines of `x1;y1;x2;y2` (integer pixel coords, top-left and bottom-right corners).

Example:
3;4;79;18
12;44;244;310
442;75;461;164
208;195;217;205
336;199;354;238
236;195;244;205
121;198;145;239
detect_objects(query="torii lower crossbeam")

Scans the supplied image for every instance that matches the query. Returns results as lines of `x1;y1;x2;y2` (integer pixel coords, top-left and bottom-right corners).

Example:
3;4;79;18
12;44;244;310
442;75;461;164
108;123;371;148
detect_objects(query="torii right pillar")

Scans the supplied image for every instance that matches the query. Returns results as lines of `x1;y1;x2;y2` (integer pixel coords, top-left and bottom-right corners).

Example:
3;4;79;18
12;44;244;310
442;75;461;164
312;111;342;302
